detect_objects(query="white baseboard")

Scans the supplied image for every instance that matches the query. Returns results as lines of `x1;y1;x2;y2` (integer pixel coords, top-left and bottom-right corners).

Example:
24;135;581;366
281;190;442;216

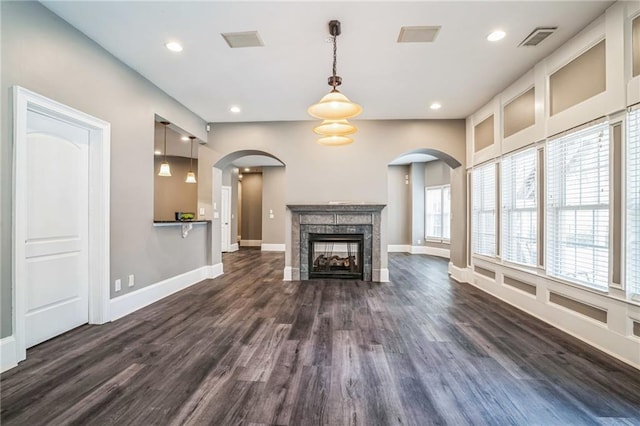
410;246;450;259
229;243;239;252
240;240;262;247
387;244;411;253
110;263;223;321
1;336;18;373
379;268;390;282
261;243;285;252
448;262;472;283
283;266;292;281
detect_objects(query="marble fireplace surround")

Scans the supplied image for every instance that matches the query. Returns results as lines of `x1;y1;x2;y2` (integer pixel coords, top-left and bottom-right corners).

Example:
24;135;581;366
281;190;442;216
287;204;385;281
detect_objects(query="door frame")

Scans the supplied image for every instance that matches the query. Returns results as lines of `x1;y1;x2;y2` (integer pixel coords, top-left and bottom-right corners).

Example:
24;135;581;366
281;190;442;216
12;86;111;363
221;185;231;252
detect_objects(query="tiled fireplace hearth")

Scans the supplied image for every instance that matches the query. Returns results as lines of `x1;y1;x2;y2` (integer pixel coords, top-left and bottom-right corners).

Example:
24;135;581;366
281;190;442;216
287;204;385;281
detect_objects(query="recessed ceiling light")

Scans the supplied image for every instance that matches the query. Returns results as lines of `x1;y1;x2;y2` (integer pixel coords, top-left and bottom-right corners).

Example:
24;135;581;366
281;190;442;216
244;167;250;172
430;102;442;110
487;30;506;42
154;150;162;155
230;106;241;113
165;41;183;52
238;174;243;179
181;136;189;141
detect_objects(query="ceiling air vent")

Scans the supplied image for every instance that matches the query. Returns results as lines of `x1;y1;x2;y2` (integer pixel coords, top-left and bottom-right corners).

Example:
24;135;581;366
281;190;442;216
221;31;264;48
519;27;557;47
397;26;441;43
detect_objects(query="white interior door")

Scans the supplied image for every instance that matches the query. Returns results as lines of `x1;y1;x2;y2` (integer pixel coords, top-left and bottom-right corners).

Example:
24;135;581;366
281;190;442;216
23;110;90;347
221;186;231;252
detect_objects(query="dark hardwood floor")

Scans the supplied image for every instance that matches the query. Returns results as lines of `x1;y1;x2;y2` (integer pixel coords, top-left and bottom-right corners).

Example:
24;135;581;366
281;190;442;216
2;250;640;425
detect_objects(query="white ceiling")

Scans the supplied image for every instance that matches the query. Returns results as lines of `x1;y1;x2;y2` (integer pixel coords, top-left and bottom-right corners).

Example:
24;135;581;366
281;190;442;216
42;1;613;123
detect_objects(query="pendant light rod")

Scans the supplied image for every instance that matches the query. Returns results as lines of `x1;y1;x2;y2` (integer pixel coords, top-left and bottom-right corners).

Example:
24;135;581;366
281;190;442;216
328;20;342;91
158;121;172;176
189;136;195;170
161;121;170;161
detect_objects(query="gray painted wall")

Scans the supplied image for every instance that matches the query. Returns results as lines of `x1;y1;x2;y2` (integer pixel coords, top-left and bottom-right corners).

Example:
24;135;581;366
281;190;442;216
410;163;426;246
199;119;466;270
261;167;286;245
425;160;451;187
387;165;411;245
1;2;210;337
240;174;263;241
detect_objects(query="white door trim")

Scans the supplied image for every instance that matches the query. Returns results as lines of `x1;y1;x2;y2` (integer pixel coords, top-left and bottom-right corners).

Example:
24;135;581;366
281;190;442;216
221;185;231;252
12;86;111;363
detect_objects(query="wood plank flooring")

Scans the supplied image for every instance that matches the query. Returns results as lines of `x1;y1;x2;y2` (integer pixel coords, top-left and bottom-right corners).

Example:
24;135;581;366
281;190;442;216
2;250;640;425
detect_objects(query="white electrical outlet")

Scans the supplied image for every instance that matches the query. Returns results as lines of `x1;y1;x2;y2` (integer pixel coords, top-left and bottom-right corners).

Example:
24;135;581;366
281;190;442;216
128;274;135;287
199;207;205;216
115;279;121;292
418;239;421;244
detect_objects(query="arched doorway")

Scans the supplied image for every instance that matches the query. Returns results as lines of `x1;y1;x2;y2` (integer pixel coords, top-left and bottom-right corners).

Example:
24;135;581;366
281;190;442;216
213;150;286;256
387;148;465;269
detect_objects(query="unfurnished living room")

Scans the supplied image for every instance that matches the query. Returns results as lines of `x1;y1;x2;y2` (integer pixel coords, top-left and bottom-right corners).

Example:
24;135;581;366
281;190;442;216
2;0;640;424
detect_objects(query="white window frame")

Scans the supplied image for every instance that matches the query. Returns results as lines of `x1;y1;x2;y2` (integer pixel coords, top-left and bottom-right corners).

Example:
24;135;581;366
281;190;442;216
424;184;451;243
472;163;497;258
627;107;640;300
546;121;610;290
501;148;538;267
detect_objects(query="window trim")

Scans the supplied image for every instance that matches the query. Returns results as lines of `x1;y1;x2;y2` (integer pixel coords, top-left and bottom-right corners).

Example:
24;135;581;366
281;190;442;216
424;184;451;243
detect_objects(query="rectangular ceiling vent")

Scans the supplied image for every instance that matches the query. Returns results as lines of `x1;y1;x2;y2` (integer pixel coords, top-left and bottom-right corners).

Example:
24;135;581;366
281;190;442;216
519;27;557;47
221;31;264;48
397;26;441;43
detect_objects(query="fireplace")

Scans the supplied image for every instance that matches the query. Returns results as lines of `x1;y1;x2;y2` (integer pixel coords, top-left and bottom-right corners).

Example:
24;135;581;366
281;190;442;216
287;204;385;281
309;233;364;280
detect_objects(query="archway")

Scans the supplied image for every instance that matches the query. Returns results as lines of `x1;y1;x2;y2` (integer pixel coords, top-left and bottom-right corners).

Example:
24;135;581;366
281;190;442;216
212;150;286;262
386;148;466;272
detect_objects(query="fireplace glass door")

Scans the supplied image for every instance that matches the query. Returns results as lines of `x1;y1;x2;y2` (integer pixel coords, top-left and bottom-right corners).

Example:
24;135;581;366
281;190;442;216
309;233;364;279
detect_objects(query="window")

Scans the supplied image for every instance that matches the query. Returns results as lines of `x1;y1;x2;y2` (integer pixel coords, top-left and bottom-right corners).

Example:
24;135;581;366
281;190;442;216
472;163;496;257
547;122;609;289
501;148;537;266
628;108;640;298
425;185;450;241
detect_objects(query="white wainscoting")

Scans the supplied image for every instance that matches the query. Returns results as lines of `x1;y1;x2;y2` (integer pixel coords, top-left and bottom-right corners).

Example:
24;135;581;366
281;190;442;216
448;263;640;370
110;263;223;321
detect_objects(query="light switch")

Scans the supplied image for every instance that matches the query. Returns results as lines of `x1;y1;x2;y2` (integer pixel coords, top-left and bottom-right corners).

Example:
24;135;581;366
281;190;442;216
213;202;217;209
199;207;205;216
115;279;121;292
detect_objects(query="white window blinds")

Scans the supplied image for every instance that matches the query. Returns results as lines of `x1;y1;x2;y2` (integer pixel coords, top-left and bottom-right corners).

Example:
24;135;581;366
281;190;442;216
425;185;451;241
546;122;609;289
472;163;496;257
627;108;640;298
502;148;537;266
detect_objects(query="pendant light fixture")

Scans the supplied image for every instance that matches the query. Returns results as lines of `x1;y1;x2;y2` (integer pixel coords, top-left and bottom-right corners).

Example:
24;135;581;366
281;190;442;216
185;136;197;184
308;20;362;146
158;121;172;177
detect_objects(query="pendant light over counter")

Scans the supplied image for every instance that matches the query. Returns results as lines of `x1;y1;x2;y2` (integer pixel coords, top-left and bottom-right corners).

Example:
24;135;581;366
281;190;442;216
185;136;197;184
308;20;362;146
158;121;172;176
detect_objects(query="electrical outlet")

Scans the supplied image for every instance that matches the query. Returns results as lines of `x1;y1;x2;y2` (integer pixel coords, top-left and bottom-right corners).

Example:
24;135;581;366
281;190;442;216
417;239;421;245
128;274;135;287
199;207;205;216
115;279;121;292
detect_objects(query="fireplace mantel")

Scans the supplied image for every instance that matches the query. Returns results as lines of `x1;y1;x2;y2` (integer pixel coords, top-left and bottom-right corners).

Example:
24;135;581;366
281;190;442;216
287;203;385;281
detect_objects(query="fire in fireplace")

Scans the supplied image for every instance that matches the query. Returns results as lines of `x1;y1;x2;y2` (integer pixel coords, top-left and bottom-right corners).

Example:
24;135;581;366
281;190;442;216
309;233;364;279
